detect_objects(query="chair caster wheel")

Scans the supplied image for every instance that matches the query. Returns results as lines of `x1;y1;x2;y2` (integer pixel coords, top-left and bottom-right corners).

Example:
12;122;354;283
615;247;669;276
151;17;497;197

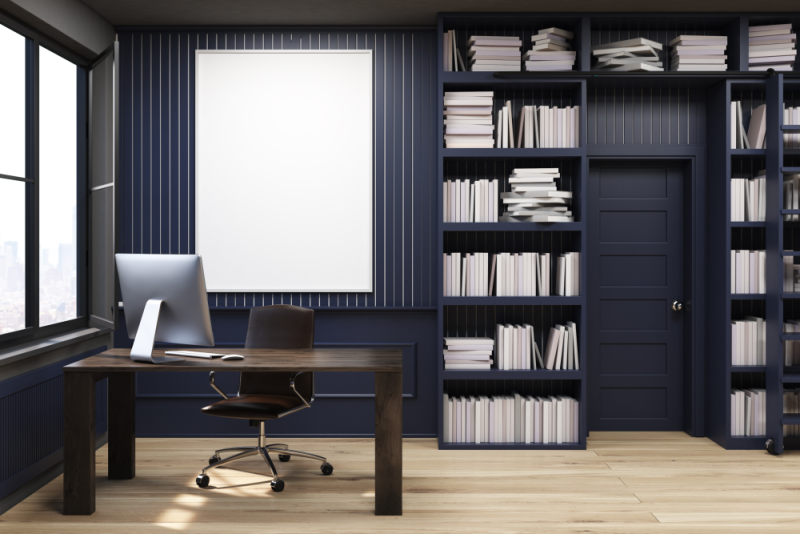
209;455;220;465
271;479;285;492
321;463;334;476
196;474;210;488
766;438;778;456
278;454;291;462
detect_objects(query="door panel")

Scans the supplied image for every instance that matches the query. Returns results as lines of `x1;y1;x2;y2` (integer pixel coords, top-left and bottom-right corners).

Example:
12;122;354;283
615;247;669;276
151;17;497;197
588;163;685;431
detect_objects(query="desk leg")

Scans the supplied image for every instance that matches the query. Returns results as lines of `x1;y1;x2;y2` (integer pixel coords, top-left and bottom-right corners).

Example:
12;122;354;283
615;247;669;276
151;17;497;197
375;372;402;516
108;373;135;479
63;372;96;515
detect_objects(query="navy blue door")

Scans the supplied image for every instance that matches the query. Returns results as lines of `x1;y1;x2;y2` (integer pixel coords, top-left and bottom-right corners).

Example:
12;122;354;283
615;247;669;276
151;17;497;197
588;163;685;431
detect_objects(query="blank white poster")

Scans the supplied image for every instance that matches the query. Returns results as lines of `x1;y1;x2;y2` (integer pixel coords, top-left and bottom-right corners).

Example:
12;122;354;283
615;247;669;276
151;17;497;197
196;50;373;292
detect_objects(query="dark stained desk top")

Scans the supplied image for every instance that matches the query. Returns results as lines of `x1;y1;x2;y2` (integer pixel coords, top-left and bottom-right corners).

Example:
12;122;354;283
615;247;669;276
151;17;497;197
64;348;403;373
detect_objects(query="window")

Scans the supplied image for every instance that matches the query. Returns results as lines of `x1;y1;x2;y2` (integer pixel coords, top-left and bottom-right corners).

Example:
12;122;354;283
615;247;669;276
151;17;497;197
0;18;86;341
39;47;77;327
0;23;27;335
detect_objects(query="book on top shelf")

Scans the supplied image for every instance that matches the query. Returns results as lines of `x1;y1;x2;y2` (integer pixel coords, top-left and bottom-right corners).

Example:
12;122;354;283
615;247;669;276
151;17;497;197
592;38;663;71
525;27;575;71
749;23;797;71
669;35;728;71
467;35;521;72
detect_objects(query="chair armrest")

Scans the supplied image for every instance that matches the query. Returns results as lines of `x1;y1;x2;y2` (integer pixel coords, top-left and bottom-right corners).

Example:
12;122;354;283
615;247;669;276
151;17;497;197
209;371;229;400
290;372;314;408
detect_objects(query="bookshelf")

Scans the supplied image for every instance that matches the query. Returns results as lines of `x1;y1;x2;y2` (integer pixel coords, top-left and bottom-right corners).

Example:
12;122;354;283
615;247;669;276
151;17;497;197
438;12;800;452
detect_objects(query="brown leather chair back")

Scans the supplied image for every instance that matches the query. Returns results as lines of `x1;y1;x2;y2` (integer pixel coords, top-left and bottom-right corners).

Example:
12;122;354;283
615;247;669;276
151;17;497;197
239;305;315;398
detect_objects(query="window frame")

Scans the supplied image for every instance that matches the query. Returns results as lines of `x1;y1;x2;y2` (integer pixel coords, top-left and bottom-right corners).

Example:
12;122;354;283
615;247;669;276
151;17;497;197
0;10;90;350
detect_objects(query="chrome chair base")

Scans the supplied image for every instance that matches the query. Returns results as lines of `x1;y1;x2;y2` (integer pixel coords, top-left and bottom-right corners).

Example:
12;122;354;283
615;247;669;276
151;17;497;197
194;422;333;492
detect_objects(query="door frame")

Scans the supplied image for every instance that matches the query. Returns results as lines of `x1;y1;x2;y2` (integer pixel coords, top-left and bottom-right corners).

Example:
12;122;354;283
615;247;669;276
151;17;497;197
586;153;706;437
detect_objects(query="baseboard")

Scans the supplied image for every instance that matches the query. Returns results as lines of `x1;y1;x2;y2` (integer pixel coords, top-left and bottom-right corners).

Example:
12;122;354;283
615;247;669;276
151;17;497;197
0;432;108;517
135;433;437;438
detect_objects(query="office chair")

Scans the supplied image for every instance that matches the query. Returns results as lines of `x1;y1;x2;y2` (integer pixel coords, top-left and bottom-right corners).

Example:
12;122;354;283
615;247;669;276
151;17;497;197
195;305;333;492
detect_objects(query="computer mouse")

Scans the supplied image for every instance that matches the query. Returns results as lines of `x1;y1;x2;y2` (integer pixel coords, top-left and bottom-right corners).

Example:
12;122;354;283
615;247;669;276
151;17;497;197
221;354;245;361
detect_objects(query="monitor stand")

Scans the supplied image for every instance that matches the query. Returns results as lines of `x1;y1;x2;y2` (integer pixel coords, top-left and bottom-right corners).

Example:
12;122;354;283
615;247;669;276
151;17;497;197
130;299;185;363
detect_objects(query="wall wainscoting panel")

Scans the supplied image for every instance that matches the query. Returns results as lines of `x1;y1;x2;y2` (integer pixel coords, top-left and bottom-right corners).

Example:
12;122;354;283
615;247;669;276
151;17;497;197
0;348;107;502
115;309;437;437
119;30;438;309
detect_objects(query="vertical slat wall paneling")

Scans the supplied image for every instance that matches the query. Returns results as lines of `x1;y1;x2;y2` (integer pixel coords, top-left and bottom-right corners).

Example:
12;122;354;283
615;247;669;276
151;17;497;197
119;30;436;310
0;349;107;501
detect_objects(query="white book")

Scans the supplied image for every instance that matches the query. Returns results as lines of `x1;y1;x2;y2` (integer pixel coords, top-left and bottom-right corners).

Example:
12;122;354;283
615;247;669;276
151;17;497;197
593;37;663;51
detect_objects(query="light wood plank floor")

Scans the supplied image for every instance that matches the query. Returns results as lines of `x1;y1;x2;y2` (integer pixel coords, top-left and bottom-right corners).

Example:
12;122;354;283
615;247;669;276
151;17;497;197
3;432;800;533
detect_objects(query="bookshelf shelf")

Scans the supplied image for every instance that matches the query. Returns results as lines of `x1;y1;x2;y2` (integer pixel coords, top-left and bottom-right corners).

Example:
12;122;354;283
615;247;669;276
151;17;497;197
781;374;800;383
442;296;583;306
781;293;800;300
730;294;766;300
731;149;766;156
441;148;584;159
441;369;583;380
441;222;585;232
730;222;766;228
732;366;766;372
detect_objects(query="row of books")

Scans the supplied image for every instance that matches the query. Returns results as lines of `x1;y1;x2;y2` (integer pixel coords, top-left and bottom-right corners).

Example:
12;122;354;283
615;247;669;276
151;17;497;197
749;23;796;72
443;179;498;222
731;317;766;366
784;174;800;221
783;256;800;292
592;37;663;72
784;322;800;366
525;28;575;72
501;168;574;223
443;91;495;148
670;35;727;72
443;393;580;444
731;388;766;437
443;251;580;297
497;104;581;149
784;388;800;436
784;106;800;148
730;176;766;222
730;102;766;149
731;250;766;294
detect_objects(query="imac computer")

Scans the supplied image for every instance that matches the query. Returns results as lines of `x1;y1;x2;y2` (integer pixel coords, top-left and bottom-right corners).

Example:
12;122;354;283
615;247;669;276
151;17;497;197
116;254;215;363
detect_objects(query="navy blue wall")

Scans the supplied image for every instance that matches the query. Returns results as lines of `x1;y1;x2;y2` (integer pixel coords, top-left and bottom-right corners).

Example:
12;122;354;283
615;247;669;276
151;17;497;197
0;348;107;502
118;29;439;437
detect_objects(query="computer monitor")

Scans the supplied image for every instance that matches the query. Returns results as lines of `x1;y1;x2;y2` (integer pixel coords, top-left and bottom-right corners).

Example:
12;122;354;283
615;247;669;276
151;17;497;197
116;254;215;363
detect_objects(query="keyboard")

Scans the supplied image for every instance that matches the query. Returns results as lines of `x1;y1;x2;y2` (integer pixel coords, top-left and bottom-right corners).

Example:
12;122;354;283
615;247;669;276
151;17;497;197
164;350;225;359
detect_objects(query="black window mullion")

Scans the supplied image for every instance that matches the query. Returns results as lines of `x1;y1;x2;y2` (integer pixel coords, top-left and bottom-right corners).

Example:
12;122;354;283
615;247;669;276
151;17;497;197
25;39;39;330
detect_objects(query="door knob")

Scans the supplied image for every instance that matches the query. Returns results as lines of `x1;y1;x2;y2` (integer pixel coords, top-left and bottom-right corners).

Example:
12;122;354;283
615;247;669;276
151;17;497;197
672;300;683;312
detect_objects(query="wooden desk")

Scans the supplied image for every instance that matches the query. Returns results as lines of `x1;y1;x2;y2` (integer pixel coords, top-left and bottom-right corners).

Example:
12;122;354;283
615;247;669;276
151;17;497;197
62;348;403;516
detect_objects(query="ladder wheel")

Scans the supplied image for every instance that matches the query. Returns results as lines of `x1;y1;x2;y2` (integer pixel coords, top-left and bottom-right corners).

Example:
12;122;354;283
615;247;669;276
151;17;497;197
766;438;778;456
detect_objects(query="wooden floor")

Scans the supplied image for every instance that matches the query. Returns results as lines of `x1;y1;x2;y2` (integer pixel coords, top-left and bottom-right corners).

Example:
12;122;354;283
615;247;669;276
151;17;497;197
3;432;800;532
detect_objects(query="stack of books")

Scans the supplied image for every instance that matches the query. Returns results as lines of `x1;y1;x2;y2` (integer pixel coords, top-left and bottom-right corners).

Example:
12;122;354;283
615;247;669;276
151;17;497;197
732;250;766;294
543;322;580;370
749;23;797;71
730;101;767;149
468;35;522;72
443;178;498;222
492;252;550;296
784;174;800;221
730;174;766;222
443;91;495;148
442;29;466;71
443;337;494;370
785;105;800;148
442;253;492;296
591;37;663;71
731;317;766;365
495;324;544;370
784;322;800;365
731;388;766;437
669;35;728;71
443;392;580;444
501;171;574;222
784;253;800;292
524;27;575;71
785;389;800;436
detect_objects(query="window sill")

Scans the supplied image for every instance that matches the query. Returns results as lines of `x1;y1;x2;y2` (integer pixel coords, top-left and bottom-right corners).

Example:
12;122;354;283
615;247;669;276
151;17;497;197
0;327;112;370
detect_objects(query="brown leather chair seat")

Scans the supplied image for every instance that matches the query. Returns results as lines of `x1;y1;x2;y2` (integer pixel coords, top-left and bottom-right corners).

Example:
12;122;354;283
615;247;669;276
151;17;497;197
201;393;304;420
